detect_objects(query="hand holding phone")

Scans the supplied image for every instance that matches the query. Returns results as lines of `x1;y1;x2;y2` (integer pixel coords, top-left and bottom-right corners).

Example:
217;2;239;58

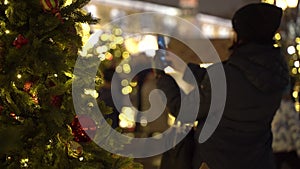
154;35;169;70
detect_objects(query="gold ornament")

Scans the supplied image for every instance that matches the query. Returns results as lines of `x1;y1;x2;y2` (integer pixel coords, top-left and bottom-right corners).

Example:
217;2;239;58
67;141;83;158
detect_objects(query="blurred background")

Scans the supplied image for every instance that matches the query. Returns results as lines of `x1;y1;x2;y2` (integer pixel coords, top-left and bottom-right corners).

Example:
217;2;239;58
80;0;300;168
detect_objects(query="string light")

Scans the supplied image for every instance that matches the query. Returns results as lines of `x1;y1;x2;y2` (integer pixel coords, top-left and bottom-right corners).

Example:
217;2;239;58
64;0;72;6
274;33;281;41
122;86;133;95
115;66;122;73
17;74;22;79
287;46;296;55
122;64;131;74
121;79;129;86
100;34;109;41
122;51;130;59
294;60;300;67
130;81;138;87
292;68;297;74
79;157;84;161
5;30;10;34
20;158;29;168
105;52;113;60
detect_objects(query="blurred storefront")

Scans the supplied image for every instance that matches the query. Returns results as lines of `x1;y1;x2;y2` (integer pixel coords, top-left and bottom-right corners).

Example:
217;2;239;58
84;0;234;61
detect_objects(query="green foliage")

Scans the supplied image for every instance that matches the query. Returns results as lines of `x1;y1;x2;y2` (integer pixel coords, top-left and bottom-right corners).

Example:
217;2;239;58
0;0;142;168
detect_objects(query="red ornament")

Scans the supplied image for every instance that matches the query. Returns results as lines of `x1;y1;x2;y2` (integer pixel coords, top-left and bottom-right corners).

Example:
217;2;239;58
13;34;29;49
70;115;97;142
23;81;33;92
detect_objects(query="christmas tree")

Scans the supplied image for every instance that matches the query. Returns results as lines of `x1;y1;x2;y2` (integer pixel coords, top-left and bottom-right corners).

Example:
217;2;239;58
0;0;142;168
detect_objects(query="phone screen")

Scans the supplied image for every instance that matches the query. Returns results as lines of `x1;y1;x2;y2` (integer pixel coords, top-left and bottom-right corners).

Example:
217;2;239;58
157;35;168;67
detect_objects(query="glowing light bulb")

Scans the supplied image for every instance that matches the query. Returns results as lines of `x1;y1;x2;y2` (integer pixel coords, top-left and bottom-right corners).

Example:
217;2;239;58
287;46;296;55
274;33;281;40
294;60;300;67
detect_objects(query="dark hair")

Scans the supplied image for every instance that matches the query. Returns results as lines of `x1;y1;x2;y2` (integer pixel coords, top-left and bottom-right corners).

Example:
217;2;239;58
232;3;282;45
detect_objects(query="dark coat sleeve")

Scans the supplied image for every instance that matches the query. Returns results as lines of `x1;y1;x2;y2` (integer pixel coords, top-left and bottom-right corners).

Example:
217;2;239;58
156;64;210;121
156;72;181;117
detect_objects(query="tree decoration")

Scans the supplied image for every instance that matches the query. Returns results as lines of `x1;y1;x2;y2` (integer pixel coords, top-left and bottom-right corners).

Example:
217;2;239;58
0;0;142;168
23;81;33;92
40;0;63;22
12;34;28;49
67;141;83;158
70;115;97;142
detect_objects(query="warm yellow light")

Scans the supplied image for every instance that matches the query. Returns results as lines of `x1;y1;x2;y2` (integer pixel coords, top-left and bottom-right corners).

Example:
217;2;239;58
261;0;275;5
292;68;298;74
296;37;300;43
98;54;105;61
286;0;299;8
115;66;122;73
17;74;22;79
100;34;109;41
167;113;175;126
276;0;288;10
121;79;129;86
64;0;72;6
5;30;10;34
122;107;134;116
274;33;281;40
130;81;138;87
124;38;139;54
115;37;124;45
122;51;130;59
293;91;298;98
113;28;123;36
80;23;90;45
122;64;131;74
122;86;133;95
4;0;9;5
119;107;136;128
109;43;117;50
105;52;113;60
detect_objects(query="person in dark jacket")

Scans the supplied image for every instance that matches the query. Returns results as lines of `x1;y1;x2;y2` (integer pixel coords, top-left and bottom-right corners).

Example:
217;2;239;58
157;3;290;169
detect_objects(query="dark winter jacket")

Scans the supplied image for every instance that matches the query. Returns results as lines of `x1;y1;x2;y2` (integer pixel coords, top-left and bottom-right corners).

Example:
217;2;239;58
157;43;289;169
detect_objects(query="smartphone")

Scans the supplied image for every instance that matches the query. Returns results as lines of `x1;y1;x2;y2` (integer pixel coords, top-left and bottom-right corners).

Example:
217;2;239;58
156;35;168;67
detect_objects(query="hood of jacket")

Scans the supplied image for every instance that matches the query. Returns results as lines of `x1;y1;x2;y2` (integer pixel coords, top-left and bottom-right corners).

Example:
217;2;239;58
227;43;290;93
